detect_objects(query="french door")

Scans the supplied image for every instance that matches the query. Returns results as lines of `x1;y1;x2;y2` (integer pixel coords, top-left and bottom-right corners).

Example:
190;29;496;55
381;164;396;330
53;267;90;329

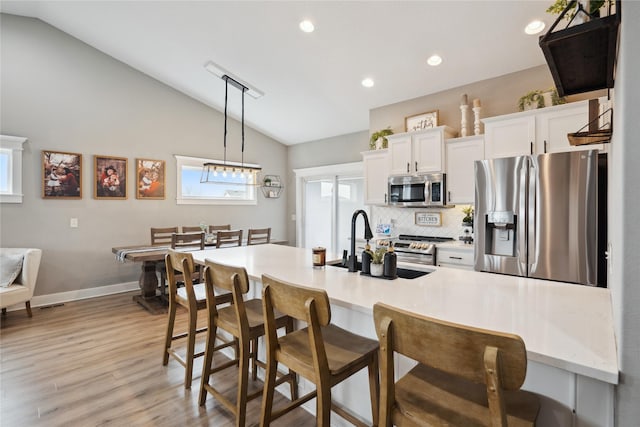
295;162;366;256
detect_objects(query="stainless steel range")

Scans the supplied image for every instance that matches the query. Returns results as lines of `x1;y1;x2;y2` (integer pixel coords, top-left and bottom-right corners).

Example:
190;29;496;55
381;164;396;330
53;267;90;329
377;234;454;266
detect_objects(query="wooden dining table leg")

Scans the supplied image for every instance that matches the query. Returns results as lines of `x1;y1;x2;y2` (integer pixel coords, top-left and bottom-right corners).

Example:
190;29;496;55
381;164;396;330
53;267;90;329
132;260;167;315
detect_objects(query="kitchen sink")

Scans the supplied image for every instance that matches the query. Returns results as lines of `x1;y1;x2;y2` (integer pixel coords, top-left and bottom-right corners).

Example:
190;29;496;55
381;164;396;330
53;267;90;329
327;261;432;280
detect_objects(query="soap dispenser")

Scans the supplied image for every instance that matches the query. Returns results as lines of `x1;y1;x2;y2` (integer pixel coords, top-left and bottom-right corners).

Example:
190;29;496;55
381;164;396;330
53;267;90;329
361;242;372;275
383;244;397;279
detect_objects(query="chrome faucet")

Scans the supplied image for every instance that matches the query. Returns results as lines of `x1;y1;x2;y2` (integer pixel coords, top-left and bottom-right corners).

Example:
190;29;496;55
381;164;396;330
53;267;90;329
347;210;373;272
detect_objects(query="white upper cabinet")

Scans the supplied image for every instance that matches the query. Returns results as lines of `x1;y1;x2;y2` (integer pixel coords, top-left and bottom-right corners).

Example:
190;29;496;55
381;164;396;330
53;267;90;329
362;149;389;205
388;126;457;175
483;100;600;159
445;136;484;204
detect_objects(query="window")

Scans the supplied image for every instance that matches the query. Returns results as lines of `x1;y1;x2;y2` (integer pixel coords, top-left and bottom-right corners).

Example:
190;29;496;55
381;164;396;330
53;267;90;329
175;155;259;205
0;135;26;204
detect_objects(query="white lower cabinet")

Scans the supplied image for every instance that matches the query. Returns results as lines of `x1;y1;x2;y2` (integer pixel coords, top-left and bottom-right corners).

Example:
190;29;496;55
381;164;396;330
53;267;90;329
436;245;474;270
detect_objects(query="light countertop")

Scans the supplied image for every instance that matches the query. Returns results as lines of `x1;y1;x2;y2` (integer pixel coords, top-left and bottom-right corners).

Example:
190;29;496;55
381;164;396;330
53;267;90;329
190;244;618;385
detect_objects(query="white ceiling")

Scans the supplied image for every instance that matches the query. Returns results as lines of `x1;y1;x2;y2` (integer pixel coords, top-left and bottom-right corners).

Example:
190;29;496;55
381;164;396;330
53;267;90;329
0;1;552;145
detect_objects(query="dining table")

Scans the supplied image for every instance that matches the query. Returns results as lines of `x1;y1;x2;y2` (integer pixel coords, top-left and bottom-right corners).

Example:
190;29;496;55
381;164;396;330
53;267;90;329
112;239;286;314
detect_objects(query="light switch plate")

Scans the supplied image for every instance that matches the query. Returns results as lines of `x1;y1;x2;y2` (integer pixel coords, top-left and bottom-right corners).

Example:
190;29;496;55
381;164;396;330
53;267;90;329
70;218;78;228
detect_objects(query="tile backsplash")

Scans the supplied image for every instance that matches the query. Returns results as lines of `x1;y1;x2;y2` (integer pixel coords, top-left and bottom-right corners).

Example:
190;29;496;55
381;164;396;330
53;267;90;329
371;205;472;240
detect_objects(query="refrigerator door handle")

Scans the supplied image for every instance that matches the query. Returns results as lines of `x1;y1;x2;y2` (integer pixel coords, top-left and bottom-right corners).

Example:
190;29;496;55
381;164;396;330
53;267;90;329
518;159;529;273
527;160;538;276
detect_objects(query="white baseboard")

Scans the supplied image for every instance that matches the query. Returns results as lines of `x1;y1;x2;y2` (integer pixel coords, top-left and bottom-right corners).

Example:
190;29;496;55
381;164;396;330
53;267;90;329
27;281;139;310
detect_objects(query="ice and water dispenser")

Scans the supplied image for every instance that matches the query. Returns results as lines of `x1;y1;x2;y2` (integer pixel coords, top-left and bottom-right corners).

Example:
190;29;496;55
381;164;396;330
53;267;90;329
484;211;517;257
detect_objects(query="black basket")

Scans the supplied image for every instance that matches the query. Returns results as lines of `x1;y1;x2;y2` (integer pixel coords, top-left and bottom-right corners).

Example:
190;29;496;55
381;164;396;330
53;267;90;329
539;0;621;97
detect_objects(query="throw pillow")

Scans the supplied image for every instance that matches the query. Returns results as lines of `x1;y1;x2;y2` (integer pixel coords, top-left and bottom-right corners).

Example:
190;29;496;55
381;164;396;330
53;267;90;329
0;253;24;287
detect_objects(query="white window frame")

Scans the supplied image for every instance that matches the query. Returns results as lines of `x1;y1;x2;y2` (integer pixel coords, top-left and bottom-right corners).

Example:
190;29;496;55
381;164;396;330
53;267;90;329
175;154;260;205
0;135;27;204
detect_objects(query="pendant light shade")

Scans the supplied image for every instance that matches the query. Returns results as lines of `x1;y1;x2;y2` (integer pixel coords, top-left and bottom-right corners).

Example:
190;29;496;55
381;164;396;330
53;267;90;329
201;74;261;183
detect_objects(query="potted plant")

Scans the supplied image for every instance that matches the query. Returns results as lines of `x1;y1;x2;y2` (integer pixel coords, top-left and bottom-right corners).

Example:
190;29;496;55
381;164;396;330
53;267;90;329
461;205;474;226
517;88;566;112
369;127;394;150
369;247;387;276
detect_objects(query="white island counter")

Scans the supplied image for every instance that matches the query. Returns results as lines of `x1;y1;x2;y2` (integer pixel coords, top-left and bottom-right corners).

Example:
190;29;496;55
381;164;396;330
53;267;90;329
191;244;618;426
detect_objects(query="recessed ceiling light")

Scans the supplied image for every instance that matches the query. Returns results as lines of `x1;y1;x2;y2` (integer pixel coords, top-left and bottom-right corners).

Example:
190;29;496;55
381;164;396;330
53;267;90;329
299;20;315;33
361;78;374;88
427;55;442;66
525;20;546;35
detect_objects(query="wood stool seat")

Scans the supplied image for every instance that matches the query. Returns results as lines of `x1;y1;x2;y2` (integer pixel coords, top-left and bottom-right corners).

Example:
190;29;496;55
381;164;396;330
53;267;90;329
373;302;540;427
260;274;379;427
163;249;234;389
199;260;297;427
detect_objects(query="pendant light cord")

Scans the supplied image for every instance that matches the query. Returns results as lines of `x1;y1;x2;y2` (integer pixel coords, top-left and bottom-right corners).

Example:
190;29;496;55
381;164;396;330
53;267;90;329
223;78;228;165
241;87;245;167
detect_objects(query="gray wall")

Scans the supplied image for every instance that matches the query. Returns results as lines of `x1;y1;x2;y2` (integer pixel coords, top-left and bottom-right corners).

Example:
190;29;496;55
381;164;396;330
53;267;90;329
370;64;602;137
0;14;288;296
286;130;368;247
612;1;640;423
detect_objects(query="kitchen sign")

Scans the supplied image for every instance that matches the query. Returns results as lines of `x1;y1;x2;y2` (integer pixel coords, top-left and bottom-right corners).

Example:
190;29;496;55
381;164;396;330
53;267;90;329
415;212;442;227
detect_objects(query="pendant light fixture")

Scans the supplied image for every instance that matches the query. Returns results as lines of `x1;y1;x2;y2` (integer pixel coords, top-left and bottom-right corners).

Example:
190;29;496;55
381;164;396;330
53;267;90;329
201;70;262;184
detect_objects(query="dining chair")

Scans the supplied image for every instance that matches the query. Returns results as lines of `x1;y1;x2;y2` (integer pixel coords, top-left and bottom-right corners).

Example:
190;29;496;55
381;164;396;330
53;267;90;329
182;225;207;233
373;302;540;427
216;230;243;248
151;226;178;246
198;260;297;426
247;228;271;245
151;227;179;299
260;274;379;427
162;249;234;389
210;224;231;232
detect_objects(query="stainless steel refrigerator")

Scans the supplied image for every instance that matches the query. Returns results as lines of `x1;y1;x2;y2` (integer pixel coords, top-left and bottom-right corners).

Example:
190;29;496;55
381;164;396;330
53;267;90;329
474;150;607;286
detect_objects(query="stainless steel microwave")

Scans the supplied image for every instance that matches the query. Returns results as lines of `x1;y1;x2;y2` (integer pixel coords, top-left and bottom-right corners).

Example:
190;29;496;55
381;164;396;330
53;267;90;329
388;174;446;207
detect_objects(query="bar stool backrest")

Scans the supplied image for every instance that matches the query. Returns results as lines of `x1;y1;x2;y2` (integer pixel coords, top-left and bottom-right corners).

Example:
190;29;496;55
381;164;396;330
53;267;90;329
151;226;178;245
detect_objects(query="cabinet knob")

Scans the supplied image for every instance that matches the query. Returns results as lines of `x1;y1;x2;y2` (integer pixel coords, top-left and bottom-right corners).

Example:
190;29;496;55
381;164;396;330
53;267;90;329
415;161;418;172
530;142;533;155
384;193;387;204
448;191;451;202
406;162;410;173
544;140;548;153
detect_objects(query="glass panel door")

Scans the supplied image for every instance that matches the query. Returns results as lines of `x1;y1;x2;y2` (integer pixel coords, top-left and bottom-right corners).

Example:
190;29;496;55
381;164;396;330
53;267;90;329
303;178;334;252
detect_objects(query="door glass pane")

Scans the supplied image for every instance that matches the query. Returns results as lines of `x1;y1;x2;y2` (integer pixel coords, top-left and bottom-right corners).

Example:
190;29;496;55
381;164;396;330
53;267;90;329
304;179;333;251
336;177;365;255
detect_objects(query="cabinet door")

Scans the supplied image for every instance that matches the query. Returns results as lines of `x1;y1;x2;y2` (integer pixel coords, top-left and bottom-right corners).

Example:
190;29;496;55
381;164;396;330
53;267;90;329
484;115;535;158
537;102;598;153
437;246;474;270
413;131;444;173
446;136;484;204
387;134;412;175
362;150;389;205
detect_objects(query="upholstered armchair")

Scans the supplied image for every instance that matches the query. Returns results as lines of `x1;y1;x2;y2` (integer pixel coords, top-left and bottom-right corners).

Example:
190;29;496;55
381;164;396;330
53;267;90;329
0;248;42;317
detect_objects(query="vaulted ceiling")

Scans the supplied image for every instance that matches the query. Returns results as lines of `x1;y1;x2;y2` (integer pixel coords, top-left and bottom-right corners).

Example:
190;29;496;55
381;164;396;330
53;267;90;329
0;1;552;145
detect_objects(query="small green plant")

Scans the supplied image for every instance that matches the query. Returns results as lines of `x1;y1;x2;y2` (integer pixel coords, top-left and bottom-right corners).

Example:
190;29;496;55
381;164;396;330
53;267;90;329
368;247;387;264
517;88;565;112
547;0;606;19
461;205;474;224
369;127;394;150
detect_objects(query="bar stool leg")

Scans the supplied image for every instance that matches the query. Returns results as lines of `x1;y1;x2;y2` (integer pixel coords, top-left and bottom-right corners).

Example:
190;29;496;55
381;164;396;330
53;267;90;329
237;336;251;427
368;352;380;426
162;300;177;365
184;309;197;389
260;359;278;427
317;381;332;427
199;323;217;405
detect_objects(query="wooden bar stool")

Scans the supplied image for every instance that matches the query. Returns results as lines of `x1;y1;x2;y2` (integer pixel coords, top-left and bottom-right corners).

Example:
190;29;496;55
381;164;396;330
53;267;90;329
373;302;540;426
162;249;234;389
199;260;297;427
260;274;379;427
247;228;271;245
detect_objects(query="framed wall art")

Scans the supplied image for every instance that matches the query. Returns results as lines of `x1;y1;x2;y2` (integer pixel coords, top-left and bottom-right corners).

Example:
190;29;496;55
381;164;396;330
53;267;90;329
42;150;82;199
135;158;165;200
95;155;127;199
405;110;439;132
415;212;442;227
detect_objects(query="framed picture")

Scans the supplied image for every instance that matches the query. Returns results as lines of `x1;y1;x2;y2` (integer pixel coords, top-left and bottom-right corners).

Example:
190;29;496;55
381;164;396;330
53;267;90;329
135;158;165;200
95;155;127;199
405;110;439;132
415;212;442;227
42;150;82;199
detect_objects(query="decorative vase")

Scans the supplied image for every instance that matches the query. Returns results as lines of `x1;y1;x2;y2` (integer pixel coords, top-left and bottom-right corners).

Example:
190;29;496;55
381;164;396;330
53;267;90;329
375;137;384;150
370;263;383;277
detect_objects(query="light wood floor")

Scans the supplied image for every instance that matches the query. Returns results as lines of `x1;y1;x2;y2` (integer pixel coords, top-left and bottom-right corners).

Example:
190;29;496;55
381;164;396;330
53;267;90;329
0;292;315;427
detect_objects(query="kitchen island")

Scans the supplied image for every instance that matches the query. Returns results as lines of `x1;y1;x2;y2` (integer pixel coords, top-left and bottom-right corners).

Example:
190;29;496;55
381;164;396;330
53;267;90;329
191;244;618;427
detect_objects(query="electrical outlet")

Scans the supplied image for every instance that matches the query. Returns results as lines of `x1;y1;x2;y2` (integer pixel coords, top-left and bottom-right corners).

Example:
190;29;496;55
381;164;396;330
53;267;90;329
70;218;78;228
